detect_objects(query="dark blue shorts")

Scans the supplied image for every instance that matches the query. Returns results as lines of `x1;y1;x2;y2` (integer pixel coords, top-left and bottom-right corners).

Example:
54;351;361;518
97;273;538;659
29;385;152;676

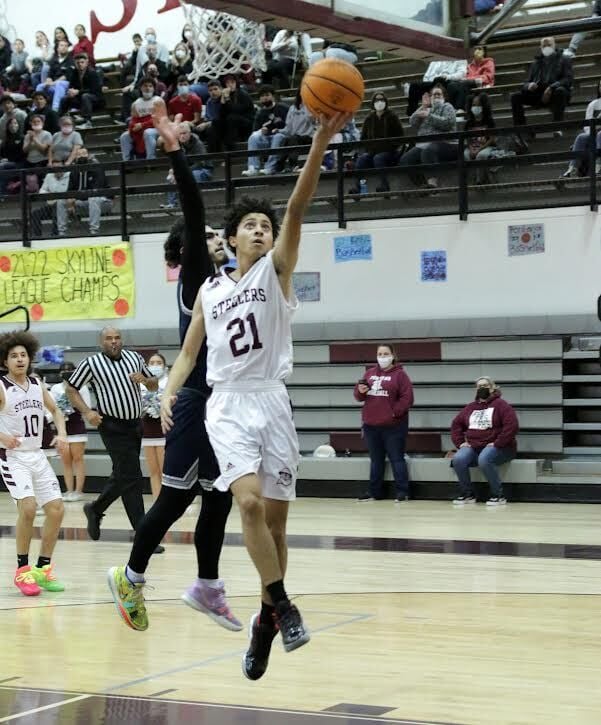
162;387;219;490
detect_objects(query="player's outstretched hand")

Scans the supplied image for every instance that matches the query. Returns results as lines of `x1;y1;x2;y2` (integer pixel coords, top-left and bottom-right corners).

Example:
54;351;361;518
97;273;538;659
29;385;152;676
152;98;184;152
314;111;353;145
160;394;177;433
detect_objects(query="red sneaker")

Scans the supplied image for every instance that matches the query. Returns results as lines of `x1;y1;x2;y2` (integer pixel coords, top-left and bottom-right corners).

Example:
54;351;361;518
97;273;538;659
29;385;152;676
14;565;42;596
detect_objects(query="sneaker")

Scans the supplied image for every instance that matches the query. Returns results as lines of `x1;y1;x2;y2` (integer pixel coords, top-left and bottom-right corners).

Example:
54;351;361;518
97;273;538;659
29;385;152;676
563;48;576;58
181;579;243;631
553;130;563;139
275;602;310;653
14;566;41;596
154;544;165;554
394;496;409;503
357;493;374;502
452;496;476;505
160;202;177;210
83;502;103;541
30;564;65;592
107;566;148;631
486;497;507;506
69;492;83;502
259;168;275;175
76;120;93;130
242;612;278;681
242;168;259;177
63;491;74;502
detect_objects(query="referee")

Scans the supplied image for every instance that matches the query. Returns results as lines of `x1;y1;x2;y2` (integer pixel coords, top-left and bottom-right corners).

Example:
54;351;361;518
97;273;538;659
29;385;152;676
67;326;159;543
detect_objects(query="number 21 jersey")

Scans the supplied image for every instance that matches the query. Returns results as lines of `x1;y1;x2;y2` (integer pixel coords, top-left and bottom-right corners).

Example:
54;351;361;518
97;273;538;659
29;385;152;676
0;376;44;450
201;250;298;387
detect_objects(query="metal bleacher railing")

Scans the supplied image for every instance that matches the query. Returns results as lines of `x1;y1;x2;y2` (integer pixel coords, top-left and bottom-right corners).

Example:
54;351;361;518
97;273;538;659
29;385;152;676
1;115;600;247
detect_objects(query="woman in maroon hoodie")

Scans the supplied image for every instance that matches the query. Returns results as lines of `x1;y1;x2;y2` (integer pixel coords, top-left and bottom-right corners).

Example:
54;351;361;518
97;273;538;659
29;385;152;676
450;377;519;506
354;344;414;502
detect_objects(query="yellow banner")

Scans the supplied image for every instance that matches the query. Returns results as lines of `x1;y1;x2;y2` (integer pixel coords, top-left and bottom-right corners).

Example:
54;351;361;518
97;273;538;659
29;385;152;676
0;243;135;322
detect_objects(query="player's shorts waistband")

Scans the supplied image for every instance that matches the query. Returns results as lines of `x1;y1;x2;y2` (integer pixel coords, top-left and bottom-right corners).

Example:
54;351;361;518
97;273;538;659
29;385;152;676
211;380;286;393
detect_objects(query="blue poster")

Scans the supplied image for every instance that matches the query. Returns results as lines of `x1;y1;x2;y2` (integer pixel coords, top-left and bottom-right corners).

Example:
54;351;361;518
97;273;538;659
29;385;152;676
334;234;373;263
292;272;320;302
421;250;447;282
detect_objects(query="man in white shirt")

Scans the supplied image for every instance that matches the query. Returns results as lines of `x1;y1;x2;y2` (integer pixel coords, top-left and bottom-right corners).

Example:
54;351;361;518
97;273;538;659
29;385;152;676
31;160;70;238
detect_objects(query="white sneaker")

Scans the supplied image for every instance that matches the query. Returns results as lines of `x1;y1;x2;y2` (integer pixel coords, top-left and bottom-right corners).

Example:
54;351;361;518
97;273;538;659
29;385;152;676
259;168;275;175
563;48;575;58
403;82;410;96
70;491;83;502
486;497;507;506
242;168;259;177
63;491;73;502
452;496;476;505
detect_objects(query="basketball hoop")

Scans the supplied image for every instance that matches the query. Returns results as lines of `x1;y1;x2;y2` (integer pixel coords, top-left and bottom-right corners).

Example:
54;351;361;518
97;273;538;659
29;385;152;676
179;2;266;79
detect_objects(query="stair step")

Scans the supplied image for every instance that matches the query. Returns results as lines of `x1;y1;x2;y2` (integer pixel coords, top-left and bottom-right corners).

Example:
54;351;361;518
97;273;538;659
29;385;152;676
563;423;601;430
563;351;599;359
564;399;601;406
552;460;601;475
563;446;601;454
536;474;601;485
563;375;601;382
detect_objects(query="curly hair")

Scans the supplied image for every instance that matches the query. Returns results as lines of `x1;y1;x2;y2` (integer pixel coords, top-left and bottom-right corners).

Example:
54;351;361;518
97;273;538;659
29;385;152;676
0;330;40;371
164;218;185;268
223;197;280;253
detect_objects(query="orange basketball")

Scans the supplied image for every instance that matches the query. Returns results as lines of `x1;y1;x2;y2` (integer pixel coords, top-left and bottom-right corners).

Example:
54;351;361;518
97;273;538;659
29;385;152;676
301;58;364;118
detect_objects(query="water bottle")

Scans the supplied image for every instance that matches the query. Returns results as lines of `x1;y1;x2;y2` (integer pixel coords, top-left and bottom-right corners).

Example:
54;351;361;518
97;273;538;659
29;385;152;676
359;179;368;195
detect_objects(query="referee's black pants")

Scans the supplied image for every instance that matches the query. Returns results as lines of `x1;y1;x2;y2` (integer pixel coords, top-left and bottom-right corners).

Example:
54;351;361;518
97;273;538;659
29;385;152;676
94;416;145;530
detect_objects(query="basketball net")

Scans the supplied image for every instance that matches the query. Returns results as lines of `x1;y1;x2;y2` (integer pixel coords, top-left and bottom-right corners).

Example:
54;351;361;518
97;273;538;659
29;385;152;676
0;0;16;42
179;2;266;79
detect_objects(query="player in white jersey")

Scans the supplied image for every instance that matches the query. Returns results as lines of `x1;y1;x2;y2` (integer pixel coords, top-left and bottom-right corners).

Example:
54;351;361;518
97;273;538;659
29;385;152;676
161;109;351;680
0;331;68;596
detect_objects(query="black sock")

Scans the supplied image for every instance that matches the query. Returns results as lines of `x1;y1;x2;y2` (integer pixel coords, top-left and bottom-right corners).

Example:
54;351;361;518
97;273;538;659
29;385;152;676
17;554;28;569
37;556;51;569
266;580;289;608
260;601;276;627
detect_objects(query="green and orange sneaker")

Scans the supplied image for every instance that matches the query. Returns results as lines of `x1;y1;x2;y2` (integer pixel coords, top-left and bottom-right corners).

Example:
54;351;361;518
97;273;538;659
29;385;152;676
107;566;148;631
30;564;65;592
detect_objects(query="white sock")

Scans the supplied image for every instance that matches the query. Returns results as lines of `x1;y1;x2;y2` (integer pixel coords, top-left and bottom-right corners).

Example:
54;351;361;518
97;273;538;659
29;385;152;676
198;578;221;589
125;566;145;584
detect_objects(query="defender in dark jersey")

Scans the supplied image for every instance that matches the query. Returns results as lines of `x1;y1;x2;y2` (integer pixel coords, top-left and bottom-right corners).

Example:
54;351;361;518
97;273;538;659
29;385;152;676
107;101;241;632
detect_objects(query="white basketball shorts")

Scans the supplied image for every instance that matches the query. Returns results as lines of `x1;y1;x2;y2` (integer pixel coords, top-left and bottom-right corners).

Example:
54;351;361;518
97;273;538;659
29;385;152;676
205;381;299;501
0;449;62;507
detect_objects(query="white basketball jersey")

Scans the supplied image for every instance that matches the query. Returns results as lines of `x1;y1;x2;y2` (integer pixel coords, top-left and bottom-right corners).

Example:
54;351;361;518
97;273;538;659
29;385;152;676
201;250;298;387
0;376;45;451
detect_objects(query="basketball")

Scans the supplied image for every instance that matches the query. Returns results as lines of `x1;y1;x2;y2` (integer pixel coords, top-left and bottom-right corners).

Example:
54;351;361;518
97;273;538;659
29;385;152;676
301;58;365;118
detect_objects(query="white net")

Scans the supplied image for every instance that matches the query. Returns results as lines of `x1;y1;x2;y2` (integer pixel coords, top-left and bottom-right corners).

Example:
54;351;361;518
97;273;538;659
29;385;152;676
179;3;266;80
0;0;16;41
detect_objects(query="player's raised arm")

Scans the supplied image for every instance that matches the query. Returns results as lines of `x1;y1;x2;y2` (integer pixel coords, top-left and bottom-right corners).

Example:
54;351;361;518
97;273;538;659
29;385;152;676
273;112;351;285
152;99;212;308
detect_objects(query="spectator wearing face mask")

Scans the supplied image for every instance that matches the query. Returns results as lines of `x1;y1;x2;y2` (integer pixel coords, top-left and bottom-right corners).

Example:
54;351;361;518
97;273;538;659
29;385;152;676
48;116;83;165
36;39;74;112
30;159;70;237
60;54;103;129
140;353;169;499
445;45;495;112
0;117;25;196
464;92;496;184
511;37;573;135
399;84;457;188
559;79;601;180
119;78;162;160
406;58;468;116
168;43;193;88
135;29;170;81
23;114;52;168
0;95;27;142
450;377;519;506
167;76;202;125
242;84;289;176
350;92;404;194
159;122;213;209
354;344;414;503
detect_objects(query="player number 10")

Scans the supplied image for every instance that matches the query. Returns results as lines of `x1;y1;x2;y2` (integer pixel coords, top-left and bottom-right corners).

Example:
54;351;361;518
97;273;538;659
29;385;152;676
227;313;263;357
23;414;40;438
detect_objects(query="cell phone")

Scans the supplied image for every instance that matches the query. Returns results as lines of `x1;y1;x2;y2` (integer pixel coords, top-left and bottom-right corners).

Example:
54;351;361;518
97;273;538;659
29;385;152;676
358;378;369;387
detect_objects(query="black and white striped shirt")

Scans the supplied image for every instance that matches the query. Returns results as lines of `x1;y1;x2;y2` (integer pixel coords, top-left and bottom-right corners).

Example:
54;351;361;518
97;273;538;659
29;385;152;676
68;349;151;420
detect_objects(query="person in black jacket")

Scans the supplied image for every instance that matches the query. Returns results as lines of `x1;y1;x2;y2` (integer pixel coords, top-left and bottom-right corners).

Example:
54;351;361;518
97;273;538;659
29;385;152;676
55;147;113;235
0;117;25;196
219;74;255;150
510;37;573;132
242;85;289;175
28;91;61;134
0;36;11;75
59;54;103;128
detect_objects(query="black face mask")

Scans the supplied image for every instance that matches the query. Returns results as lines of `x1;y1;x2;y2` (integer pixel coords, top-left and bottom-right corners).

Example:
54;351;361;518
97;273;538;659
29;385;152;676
476;386;490;400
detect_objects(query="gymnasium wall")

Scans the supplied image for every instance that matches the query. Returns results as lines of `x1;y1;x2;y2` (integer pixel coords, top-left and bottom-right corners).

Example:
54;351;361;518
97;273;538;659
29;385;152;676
5;205;601;342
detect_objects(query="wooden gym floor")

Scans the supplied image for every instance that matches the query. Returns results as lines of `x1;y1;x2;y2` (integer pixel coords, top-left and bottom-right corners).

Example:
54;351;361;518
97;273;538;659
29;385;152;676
1;493;601;724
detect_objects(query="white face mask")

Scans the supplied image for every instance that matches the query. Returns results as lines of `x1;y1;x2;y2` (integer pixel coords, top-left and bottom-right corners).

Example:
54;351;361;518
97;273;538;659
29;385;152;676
374;100;386;112
141;90;154;100
184;30;193;40
377;355;393;368
471;105;482;116
431;97;443;108
148;365;164;377
541;46;554;57
175;49;186;59
146;34;156;43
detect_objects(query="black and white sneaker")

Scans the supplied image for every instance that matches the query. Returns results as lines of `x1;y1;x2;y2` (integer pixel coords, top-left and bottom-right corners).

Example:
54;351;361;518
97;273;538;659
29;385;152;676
242;613;278;681
486;497;507;506
275;602;310;653
452;496;476;506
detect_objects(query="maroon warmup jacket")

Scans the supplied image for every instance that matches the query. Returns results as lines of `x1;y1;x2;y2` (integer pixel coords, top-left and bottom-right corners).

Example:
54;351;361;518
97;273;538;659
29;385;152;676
450;390;519;450
354;363;414;427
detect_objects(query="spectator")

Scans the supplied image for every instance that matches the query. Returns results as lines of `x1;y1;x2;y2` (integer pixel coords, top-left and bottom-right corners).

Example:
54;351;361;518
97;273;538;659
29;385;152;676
450;377;519;506
55;147;113;236
0;95;27;141
560;79;601;179
349;92;404;194
399;84;457;188
353;344;414;502
182;23;195;55
49;116;83;165
119;77;161;160
406;57;467;116
135;28;170;80
140;353;169;499
511;37;573;135
159;122;213;209
167;76;202;124
263;29;305;88
4;39;29;91
23;114;52;168
29;91;60;134
258;90;316;174
167;42;193;90
53;27;71;56
242;84;289;175
121;51;168;122
36;39;74;112
30;159;70;237
475;0;505;13
446;45;495;112
325;115;360;171
49;361;90;502
0;35;11;75
60;53;102;129
0;117;25;196
564;1;601;58
72;24;95;67
220;75;254;150
310;39;358;66
195;79;223;152
464;92;496;184
119;33;143;87
28;31;53;87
